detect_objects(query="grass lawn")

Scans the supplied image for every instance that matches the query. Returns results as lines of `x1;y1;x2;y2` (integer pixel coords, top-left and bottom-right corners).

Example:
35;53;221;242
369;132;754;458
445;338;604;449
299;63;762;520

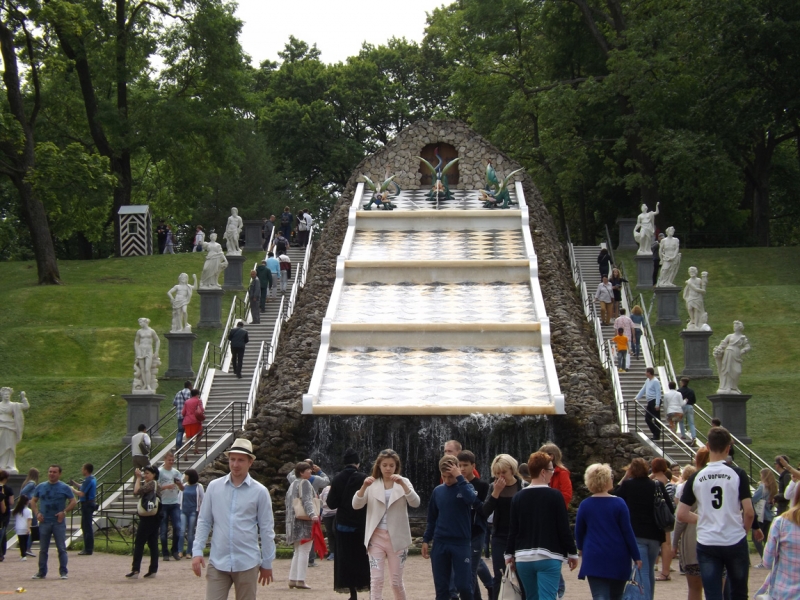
0;254;244;480
615;247;800;465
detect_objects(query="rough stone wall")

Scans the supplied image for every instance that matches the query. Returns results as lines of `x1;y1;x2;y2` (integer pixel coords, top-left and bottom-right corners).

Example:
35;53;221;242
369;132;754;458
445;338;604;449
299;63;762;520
360;120;523;190
201;120;654;528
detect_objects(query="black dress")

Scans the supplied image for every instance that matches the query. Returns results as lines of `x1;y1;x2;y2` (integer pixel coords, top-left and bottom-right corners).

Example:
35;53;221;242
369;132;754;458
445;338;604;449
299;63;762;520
326;465;370;594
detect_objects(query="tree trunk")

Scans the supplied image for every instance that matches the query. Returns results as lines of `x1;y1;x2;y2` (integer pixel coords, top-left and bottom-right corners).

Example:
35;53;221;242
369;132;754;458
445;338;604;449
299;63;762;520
0;15;61;284
747;130;774;247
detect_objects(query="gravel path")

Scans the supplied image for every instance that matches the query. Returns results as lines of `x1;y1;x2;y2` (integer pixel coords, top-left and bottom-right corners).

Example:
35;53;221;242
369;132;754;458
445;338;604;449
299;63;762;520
0;551;769;599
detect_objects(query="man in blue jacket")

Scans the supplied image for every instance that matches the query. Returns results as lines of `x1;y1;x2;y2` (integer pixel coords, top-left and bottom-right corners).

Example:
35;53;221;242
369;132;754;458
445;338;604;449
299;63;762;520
422;455;482;600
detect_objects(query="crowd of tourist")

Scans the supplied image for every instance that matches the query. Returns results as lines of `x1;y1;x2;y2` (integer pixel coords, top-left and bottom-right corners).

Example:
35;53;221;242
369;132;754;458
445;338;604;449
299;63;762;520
9;426;800;600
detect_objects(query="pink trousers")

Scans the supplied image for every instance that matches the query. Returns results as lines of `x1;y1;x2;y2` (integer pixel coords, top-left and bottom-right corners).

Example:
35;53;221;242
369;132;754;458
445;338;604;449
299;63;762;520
367;528;408;600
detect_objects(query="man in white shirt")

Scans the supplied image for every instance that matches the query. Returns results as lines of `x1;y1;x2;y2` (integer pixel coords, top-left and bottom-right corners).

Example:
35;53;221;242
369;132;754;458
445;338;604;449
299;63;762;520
662;381;685;433
677;427;754;600
192;438;275;599
131;424;150;469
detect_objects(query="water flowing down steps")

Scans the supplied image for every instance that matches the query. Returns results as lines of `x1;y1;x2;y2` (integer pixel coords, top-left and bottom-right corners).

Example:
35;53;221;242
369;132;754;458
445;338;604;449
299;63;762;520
304;184;565;415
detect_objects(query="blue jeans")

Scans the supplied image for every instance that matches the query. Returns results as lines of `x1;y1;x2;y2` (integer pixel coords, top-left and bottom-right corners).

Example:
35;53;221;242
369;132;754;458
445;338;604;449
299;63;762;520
176;418;184;449
587;576;627;600
633;329;642;357
696;537;750;600
38;521;68;577
636;537;661;600
180;510;197;556
617;349;627;370
679;405;696;439
80;502;95;553
431;540;473;600
160;503;182;557
516;559;562;600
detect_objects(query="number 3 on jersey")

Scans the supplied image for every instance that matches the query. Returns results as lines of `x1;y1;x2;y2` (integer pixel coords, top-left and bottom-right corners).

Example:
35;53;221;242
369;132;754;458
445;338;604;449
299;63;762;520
710;486;723;509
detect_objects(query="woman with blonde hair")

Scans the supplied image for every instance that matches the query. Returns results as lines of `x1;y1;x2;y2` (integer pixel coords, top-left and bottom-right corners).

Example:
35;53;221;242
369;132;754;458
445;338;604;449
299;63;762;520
755;485;800;599
575;464;640;599
483;454;524;597
353;449;419;600
285;462;320;590
672;464;702;600
753;468;779;567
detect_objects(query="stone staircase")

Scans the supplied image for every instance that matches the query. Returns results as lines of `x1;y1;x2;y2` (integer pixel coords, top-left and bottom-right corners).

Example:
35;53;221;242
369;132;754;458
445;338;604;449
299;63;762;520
572;245;689;463
49;244;309;546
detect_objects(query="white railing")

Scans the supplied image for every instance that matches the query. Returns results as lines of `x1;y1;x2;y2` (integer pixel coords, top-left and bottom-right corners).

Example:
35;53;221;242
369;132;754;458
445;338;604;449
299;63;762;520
606;340;629;433
266;297;285;367
286;240;313;321
243;341;266;427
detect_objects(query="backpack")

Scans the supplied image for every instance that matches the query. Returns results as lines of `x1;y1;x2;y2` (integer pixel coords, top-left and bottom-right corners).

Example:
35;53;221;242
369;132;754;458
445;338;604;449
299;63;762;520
281;212;291;225
138;434;150;456
137;482;160;517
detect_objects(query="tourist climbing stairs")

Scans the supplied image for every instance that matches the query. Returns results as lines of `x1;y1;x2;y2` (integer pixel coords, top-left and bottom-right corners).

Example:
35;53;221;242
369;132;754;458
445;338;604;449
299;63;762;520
569;242;693;465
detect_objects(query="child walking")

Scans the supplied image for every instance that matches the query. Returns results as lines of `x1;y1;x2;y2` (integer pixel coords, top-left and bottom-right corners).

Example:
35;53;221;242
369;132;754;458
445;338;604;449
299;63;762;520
612;327;629;372
13;495;32;561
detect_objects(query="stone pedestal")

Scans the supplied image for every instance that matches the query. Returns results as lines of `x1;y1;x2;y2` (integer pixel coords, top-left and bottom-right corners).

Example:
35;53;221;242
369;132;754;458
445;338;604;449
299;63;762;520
122;394;164;445
243;220;263;253
223;254;246;291
616;218;638;250
8;474;25;495
680;329;714;378
708;394;752;444
654;286;682;326
197;288;224;328
635;255;655;290
164;332;197;379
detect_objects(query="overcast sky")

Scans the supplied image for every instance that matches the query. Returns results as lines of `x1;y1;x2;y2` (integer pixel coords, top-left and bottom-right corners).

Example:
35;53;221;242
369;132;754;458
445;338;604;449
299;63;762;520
234;0;445;65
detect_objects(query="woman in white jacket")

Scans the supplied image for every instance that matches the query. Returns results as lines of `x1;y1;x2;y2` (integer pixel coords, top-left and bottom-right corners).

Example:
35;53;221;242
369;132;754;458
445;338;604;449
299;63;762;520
353;449;420;600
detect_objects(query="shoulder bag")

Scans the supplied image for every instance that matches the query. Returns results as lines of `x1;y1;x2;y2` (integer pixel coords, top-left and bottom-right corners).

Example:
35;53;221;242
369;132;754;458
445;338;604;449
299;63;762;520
194;401;206;423
498;563;523;600
622;565;647;600
138;435;150;456
137;482;160;517
292;480;321;521
653;481;675;531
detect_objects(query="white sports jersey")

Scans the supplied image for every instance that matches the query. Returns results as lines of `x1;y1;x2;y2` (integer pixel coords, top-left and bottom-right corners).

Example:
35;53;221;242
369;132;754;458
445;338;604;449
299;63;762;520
681;460;751;546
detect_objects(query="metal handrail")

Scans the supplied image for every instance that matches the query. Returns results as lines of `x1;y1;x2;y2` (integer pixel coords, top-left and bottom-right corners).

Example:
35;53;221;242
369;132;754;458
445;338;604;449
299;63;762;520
244;341;266;427
173;401;247;468
286;240;313;320
267;297;285;367
605;341;629;433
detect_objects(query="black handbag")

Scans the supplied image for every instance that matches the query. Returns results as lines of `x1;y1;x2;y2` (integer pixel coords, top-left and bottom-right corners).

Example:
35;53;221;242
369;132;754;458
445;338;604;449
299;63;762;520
653;481;675;531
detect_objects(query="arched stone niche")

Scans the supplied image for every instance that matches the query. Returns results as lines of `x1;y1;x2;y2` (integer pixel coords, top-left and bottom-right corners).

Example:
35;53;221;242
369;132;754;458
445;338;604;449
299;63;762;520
419;142;459;186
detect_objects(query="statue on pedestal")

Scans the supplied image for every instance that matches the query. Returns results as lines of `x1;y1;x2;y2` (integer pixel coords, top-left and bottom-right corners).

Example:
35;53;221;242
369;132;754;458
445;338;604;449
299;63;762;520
656;226;681;287
683;266;709;330
633;202;660;254
133;318;161;394
0;387;29;473
713;321;750;394
167;273;198;332
223;207;243;255
200;233;228;289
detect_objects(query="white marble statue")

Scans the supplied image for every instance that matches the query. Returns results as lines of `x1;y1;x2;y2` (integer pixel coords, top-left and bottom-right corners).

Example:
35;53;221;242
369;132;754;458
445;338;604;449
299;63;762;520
633;202;660;255
683;266;709;330
167;273;198;333
0;387;29;473
713;321;750;394
133;318;161;394
656;226;681;287
224;207;243;255
199;233;228;289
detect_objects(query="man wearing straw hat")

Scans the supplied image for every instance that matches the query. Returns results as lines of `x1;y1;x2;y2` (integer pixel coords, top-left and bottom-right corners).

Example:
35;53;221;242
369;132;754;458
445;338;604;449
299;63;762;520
192;438;275;598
